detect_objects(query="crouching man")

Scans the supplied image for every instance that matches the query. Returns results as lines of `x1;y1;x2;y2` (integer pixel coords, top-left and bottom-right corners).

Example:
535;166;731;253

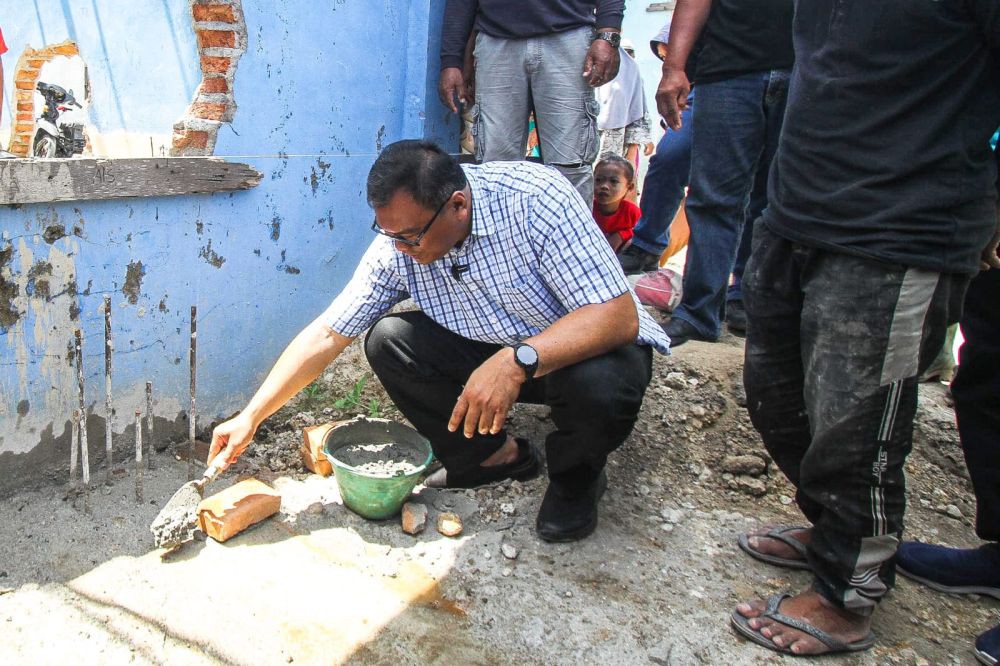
209;140;670;542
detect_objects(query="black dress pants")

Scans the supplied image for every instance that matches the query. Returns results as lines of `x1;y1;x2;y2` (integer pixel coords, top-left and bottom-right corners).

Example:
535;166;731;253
364;311;653;491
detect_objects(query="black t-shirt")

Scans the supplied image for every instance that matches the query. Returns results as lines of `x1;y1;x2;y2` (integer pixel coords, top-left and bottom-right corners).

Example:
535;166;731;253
764;0;1000;274
694;0;794;83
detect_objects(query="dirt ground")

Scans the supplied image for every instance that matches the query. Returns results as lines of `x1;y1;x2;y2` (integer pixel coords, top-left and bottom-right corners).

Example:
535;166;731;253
0;314;996;665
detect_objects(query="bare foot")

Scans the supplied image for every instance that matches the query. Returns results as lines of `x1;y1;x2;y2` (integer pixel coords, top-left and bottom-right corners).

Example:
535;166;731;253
424;437;519;488
746;526;812;563
735;589;872;655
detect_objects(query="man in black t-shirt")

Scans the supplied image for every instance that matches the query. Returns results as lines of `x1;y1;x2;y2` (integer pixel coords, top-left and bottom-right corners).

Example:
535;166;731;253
656;0;794;345
731;0;1000;657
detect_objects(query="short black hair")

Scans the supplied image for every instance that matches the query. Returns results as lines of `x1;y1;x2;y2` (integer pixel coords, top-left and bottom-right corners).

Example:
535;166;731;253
595;154;635;182
367;139;468;209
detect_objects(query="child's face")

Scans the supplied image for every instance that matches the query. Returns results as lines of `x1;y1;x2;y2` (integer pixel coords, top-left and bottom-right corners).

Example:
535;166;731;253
594;163;632;207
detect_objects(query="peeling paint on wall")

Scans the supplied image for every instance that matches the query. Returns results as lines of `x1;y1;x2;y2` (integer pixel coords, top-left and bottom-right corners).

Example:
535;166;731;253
122;260;146;304
0;244;20;331
199;240;226;268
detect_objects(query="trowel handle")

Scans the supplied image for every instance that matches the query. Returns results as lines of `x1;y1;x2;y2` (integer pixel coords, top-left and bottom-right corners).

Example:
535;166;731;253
199;452;227;487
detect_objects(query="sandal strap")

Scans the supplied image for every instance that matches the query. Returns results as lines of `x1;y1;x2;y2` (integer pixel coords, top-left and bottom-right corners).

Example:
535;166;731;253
762;594;849;651
765;526;810;559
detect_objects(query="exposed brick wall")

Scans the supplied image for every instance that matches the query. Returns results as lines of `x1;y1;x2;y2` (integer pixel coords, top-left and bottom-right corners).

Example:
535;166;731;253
5;41;80;157
171;1;248;156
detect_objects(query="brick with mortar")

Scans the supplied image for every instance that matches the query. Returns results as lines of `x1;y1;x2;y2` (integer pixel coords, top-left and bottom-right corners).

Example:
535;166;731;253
190;102;227;121
200;55;231;74
197;29;236;49
172;130;210;150
197;479;281;542
200;77;228;94
301;421;346;477
193;4;237;22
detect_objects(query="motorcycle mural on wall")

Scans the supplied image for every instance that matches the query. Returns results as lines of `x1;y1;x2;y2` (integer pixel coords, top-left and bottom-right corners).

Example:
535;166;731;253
32;81;86;158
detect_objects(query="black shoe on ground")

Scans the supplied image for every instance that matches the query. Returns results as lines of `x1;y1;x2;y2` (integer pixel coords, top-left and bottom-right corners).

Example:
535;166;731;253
535;470;608;542
726;300;747;333
618;245;660;275
662;317;718;347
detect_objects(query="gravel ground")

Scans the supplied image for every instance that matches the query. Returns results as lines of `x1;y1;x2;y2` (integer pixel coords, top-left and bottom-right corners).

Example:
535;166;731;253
0;324;996;665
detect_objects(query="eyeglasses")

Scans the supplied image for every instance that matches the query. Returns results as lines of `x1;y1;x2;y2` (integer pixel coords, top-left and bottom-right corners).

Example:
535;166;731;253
371;195;452;247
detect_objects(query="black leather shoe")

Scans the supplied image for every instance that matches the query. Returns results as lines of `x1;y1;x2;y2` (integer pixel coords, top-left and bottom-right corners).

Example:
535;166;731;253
443;438;541;489
726;300;747;333
662;317;718;347
618;245;660;275
535;470;608;542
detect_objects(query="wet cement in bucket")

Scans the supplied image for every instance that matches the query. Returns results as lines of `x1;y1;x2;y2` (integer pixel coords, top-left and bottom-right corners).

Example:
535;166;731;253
332;441;425;477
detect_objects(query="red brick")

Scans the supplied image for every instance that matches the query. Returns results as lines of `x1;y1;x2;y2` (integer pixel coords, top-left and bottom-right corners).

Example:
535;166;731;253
401;502;427;535
301;422;346;477
14;123;34;133
190;102;227;121
197;479;281;542
16;113;32;123
197;29;235;49
49;42;79;56
200;55;231;74
172;130;209;150
16;102;33;112
15;80;35;90
193;4;237;22
200;77;228;94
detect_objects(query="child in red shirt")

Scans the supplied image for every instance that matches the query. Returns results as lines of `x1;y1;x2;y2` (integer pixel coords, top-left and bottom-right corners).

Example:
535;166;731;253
592;155;641;253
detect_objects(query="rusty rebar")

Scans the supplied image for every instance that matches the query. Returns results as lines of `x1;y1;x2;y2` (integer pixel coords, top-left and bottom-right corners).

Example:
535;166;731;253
104;295;114;485
135;410;144;503
189;305;197;480
145;381;155;471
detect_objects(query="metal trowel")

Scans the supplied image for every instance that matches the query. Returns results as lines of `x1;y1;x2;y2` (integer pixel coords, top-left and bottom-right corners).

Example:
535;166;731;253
150;452;226;549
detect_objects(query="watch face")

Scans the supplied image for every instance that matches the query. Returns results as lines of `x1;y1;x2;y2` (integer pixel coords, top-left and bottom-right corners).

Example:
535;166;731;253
516;344;538;367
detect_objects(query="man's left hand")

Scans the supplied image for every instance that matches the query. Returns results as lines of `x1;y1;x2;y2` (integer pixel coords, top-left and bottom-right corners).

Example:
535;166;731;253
583;37;621;87
448;348;526;438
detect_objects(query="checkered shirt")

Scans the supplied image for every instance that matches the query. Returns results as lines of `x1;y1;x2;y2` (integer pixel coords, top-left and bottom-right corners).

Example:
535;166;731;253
324;161;670;354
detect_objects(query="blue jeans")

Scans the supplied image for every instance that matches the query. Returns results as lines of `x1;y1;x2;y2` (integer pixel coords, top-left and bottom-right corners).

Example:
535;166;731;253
632;93;695;257
673;69;790;338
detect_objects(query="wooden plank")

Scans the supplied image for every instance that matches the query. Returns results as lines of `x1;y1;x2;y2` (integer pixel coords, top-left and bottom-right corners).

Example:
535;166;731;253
0;157;263;205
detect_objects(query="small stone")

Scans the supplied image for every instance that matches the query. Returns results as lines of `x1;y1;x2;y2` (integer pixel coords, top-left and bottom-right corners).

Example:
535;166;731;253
501;542;519;560
660;508;685;524
500;502;516;515
639;485;650;496
305;502;324;515
401;502;427;535
690;405;707;418
690;418;704;429
779;495;793;505
732;475;767;497
564;590;573;598
721;455;767;476
665;372;687;390
502;567;512;577
436;512;463;537
944;504;963;520
484;550;492;560
322;407;334;416
661;523;674;533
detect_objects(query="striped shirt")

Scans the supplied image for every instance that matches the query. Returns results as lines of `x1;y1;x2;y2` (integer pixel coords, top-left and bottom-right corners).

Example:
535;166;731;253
324;161;670;354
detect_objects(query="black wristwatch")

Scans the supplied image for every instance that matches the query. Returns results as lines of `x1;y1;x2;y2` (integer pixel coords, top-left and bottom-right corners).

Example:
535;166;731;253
593;31;621;48
510;342;539;379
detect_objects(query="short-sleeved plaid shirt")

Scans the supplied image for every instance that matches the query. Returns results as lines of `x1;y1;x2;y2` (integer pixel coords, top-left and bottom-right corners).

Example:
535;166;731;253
324;161;670;354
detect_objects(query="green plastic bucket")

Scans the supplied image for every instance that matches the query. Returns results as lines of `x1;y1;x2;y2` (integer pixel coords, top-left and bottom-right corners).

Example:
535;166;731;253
322;417;433;520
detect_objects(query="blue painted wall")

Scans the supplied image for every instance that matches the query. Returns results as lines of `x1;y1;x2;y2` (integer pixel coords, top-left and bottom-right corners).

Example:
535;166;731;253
0;0;455;493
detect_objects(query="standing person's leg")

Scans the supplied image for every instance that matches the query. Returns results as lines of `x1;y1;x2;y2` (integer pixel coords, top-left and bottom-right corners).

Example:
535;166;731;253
530;26;600;204
471;35;532;164
667;73;769;343
620;93;695;274
894;267;1000;602
736;247;968;656
728;70;790;329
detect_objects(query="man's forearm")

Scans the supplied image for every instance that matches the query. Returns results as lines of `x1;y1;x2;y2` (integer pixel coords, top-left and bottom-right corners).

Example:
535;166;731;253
663;0;712;73
527;293;639;378
441;0;479;70
242;317;353;426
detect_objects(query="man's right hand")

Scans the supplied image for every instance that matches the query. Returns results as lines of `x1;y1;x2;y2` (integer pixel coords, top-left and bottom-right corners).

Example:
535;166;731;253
438;67;467;113
208;412;257;470
656;67;691;131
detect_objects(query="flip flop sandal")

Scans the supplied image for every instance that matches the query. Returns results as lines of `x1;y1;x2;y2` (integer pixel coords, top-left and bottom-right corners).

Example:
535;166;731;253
730;593;877;656
738;525;812;571
442;438;541;489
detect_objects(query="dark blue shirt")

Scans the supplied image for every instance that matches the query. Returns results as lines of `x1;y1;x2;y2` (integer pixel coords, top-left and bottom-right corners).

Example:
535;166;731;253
764;0;1000;273
440;0;625;70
